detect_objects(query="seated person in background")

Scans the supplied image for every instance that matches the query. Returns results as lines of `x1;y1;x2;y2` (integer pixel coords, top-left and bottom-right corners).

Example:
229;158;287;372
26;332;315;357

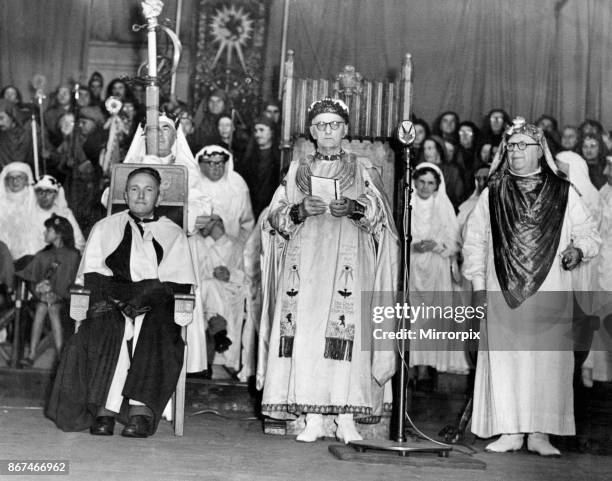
262;100;281;140
196;145;254;244
192;216;246;377
18;215;80;367
193;89;228;152
33;175;85;252
0;240;14;288
46;167;197;438
44;85;74;149
123;113;212;235
177;109;197;155
0;240;14;344
213;113;248;164
238;117;281;219
87;72;105;109
0;99;34;171
0;162;43;263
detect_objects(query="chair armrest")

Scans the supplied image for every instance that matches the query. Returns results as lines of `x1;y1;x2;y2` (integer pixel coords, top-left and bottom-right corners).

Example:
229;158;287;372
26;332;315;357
174;293;195;327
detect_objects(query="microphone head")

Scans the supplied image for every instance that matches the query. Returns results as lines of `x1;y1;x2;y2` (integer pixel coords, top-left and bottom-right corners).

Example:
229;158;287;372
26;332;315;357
397;120;416;146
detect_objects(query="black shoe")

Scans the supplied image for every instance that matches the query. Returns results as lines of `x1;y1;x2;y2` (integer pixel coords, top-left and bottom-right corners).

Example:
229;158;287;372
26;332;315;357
90;416;115;436
121;415;152;438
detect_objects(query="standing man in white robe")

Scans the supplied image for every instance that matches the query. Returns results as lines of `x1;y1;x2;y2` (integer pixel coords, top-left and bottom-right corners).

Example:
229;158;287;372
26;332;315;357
259;98;398;444
463;117;601;456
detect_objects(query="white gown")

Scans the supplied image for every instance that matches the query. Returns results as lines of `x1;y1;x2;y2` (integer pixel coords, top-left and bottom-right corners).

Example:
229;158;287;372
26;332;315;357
463;186;601;437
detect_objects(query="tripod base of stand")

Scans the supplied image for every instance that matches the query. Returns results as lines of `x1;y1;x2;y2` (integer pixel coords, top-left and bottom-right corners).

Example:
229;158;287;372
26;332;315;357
329;438;486;470
348;438;451;457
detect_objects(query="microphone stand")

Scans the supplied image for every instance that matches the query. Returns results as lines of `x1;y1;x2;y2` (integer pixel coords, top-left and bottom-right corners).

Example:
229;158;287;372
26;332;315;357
345;121;451;458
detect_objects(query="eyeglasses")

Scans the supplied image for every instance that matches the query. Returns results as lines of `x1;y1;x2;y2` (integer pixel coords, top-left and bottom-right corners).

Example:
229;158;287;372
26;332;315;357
6;175;28;182
506;141;539;151
311;121;345;131
200;159;227;167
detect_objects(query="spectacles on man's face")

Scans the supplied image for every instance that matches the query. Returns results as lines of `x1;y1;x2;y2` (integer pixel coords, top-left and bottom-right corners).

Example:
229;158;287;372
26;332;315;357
311;121;345;131
200;158;228;167
506;141;539;152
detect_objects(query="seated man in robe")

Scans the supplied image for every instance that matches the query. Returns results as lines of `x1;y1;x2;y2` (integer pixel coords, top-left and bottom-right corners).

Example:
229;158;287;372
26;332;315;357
46;167;196;438
117;113;213;375
193;215;248;377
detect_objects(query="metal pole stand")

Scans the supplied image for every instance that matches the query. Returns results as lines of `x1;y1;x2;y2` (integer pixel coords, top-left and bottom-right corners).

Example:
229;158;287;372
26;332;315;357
346;121;451;458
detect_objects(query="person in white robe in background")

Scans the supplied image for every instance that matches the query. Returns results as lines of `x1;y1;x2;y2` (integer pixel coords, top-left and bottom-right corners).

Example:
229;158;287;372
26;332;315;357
582;155;612;383
32;174;85;252
409;162;469;378
195;145;254;244
192;215;248;374
0;162;41;261
463;117;601;456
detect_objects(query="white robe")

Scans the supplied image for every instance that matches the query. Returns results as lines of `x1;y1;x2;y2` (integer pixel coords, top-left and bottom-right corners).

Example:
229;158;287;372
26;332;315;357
193;233;248;371
463;186;601;437
32;198;86;253
76;210;197;413
0;164;41;260
583;184;612;381
199;150;254;244
117;125;213;372
260;154;398;418
409;163;469;374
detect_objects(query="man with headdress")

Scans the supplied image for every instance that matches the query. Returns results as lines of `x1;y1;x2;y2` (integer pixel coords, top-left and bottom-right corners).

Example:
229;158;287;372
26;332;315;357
47;167;196;438
195;145;254;243
120;113;212;375
193;145;253;376
463;117;601;456
33;174;85;252
0;99;34;170
258;98;398;444
122;113;211;235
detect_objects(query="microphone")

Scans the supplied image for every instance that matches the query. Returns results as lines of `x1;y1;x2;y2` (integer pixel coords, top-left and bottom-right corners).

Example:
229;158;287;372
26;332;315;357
397;120;416;146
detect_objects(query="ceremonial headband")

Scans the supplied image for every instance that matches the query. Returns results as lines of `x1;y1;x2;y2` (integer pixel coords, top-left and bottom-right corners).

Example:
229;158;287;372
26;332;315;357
502;116;542;143
307;98;350;124
195;145;232;163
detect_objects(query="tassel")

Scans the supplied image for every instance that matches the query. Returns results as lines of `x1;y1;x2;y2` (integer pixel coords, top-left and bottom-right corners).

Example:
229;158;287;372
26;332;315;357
279;336;294;357
324;337;353;361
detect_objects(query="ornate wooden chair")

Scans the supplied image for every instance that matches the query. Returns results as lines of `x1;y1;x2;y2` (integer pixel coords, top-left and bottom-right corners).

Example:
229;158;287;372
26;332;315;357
70;163;195;436
278;50;414;209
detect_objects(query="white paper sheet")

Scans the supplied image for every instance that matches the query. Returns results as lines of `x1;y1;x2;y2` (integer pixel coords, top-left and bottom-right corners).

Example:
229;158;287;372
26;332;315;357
310;175;339;203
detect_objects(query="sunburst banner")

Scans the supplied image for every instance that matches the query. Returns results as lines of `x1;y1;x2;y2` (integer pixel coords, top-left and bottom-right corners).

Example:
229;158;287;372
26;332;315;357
192;0;269;125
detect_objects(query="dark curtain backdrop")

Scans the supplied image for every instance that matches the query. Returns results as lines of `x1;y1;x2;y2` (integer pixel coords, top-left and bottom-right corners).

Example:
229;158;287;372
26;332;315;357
1;0;611;127
0;0;91;98
263;0;612;128
89;0;195;45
